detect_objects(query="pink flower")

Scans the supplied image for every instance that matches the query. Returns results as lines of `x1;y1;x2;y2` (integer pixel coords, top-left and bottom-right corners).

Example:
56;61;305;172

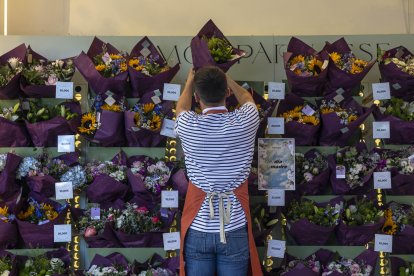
151;216;160;224
135;206;148;214
45;75;58;86
350;263;360;273
312;266;319;273
107;214;114;221
84;226;97;237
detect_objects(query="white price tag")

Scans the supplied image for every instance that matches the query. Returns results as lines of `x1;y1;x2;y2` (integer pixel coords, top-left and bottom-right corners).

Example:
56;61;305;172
57;135;75;153
336;165;346;179
374;234;393;253
91;207;100;220
333;94;344;103
162;83;181;101
267;82;285;100
55;82;74;99
373;171;392;189
160;119;177;138
161;190;179;208
267;190;285;206
140;47;151;58
372;83;391;100
104;96;116;106
163;232;180;251
151;95;161;105
54;224;72;243
302;105;315;116
267;239;286;258
55;182;73;200
373;121;390;139
267;117;285;135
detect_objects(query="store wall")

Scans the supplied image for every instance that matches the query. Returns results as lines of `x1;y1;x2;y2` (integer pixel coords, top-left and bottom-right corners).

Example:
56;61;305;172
3;0;414;35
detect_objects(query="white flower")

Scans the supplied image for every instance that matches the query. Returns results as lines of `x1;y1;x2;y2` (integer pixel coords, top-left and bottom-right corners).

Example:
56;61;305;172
304;172;313;182
401;160;408;167
7;57;20;70
349;205;357;213
1;271;10;276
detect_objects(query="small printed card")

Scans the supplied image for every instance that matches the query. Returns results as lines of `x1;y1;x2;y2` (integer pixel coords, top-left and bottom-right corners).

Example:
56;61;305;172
267;239;286;258
54;224;72;243
374;234;393;253
302;105;315;116
163;232;180;251
163;83;181;101
336;165;346;179
104;96;116;106
160;119;176;138
55;182;73;200
373;121;390;139
333;94;345;103
91;207;100;220
373;171;392;189
56;82;74;99
268;190;285;206
151;95;161;104
267;117;285;135
57;135;75;153
268;82;285;100
161;190;179;208
140;47;151;58
372;82;391;101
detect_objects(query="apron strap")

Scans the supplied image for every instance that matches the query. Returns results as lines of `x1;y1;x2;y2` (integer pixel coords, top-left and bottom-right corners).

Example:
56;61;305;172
207;191;232;244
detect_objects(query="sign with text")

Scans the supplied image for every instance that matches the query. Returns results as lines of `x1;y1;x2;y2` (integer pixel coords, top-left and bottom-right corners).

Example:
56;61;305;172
267;117;285;135
374;234;393;253
267;189;285;206
56;82;74;99
267;82;285;100
54;224;71;243
161;190;179;208
373;121;390;139
163;83;181;101
57;135;75;153
373;171;392;189
372;82;391;100
267;239;286;258
55;182;73;200
160;119;176;138
163;232;180;251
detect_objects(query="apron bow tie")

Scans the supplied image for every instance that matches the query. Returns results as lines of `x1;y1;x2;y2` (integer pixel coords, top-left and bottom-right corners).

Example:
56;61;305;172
207;191;233;244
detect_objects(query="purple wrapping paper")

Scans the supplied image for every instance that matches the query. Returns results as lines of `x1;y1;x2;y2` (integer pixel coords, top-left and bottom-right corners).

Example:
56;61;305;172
89;252;130;271
0;250;17;276
379;46;414;101
319;97;373;147
373;106;414;144
20;46;74;98
0;153;23;200
393;225;414;254
323;37;375;95
54;152;80;166
128;193;160;211
26;175;56;198
0;219;18;249
86;174;129;206
170;168;188;197
74;37;129;96
390;256;407;276
336;218;385;246
0;44;26;99
25;101;81;147
0;118;31;147
92;110;125;146
387;173;414;195
323;250;378;276
276;92;320;145
190;20;246;72
111;150;128;166
283;262;319;276
128;36;180;98
283;37;329;97
287;218;335;245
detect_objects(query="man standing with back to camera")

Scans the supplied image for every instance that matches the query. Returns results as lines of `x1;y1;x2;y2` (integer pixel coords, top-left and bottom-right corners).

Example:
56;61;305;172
175;66;263;276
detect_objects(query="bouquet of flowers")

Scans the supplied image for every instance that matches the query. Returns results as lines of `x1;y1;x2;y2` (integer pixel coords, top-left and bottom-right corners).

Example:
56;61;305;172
128;36;180;98
74;37;129;96
295;149;329;195
0;205;18;249
85;253;130;276
0;251;16;276
323;37;375;95
78;95;126;146
132;254;178;276
382;202;414;253
190;19;245;72
15;193;68;248
86;265;128;276
336;197;385;245
275;93;320;145
318;96;373;146
390;257;414;276
251;204;278;246
124;101;172;147
283;37;329;97
284;198;343;245
23;100;81;147
0;153;22;201
0;103;31;147
85;157;129;209
378;46;414;100
322;258;373;276
19;249;69;276
280;254;321;276
0;44;26;99
329;144;378;195
20;46;75;98
373;97;414;144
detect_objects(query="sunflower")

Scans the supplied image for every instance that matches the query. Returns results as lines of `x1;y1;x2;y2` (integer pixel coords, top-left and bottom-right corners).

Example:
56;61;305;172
18;205;35;220
350;59;367;74
143;103;155;113
321;107;335;114
283;110;301;120
384;209;392;220
101;104;122;113
150;115;162;130
302;115;320;126
160;66;171;73
78;113;97;135
293;105;303;113
307;57;323;75
45;210;58;221
120;62;127;72
95;64;106;72
348;114;358;123
382;219;398;235
329;52;342;64
290;55;305;65
134;112;142;127
0;206;9;222
109;54;123;60
129;59;144;71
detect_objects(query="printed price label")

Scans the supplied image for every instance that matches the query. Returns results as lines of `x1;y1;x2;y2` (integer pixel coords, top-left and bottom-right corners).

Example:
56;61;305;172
267;117;285;135
373;171;392;189
54;224;71;243
55;182;73;200
163;232;180;251
91;207;100;220
302;105;315;116
268;190;285;206
375;234;393;253
267;82;285;100
336;165;346;179
372;82;391;100
160;119;176;138
267;239;286;258
56;82;74;99
57;135;75;153
333;94;344;103
373;121;390;139
161;190;179;208
151;95;161;104
163;83;181;101
104;96;116;106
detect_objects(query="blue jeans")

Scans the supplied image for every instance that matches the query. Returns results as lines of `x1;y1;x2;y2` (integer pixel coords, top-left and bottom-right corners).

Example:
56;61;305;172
184;226;250;276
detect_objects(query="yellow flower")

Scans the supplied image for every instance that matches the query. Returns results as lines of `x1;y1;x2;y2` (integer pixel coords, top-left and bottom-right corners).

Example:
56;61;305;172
110;54;123;60
307;57;323;75
95;64;106;72
329;52;342;64
160;66;170;73
0;206;9;222
143;103;155;113
134;113;141;127
350;59;367;74
348;114;358;123
45;210;58;221
78;113;97;135
120;62;127;72
293;105;303;113
290;55;305;65
150;115;162;130
384;209;392;219
101;104;122;113
321;107;335;115
302;115;320;126
18;205;35;220
382;219;398;235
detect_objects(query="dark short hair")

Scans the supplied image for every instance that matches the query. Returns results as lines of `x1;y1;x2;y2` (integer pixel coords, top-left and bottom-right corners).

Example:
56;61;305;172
194;66;227;105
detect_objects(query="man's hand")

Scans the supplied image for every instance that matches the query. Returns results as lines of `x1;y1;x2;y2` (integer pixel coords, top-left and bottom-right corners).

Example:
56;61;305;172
176;68;195;116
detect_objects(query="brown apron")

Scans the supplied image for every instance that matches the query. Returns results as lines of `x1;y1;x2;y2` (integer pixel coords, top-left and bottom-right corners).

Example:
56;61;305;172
179;108;263;276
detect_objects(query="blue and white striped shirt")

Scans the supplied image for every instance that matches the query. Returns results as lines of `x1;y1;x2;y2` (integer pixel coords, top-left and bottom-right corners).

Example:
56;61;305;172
175;102;259;232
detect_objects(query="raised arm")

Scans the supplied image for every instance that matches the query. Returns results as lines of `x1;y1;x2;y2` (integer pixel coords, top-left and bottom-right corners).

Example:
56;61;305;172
226;75;255;106
176;68;195;115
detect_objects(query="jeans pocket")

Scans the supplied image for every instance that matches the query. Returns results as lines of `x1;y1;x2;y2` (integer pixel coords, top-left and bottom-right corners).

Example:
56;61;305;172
184;230;206;258
227;231;249;260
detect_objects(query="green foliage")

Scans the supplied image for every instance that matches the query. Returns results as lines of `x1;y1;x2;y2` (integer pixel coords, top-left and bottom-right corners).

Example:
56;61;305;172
286;200;341;227
203;36;234;63
343;198;383;226
19;255;66;276
24;100;78;124
383;97;414;121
